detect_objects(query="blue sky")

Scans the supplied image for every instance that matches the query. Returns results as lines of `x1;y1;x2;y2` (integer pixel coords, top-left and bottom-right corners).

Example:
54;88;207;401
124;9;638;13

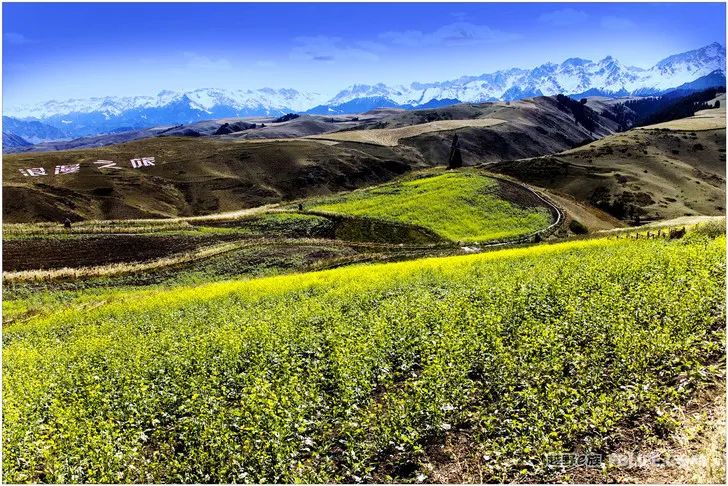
3;2;725;106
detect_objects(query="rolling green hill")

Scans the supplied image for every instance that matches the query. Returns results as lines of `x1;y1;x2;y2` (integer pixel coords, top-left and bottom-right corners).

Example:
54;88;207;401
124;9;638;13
1;168;560;285
309;170;554;243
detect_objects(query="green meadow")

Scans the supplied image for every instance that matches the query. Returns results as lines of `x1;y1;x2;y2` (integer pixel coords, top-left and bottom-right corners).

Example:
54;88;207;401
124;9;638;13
310;171;552;243
3;233;724;483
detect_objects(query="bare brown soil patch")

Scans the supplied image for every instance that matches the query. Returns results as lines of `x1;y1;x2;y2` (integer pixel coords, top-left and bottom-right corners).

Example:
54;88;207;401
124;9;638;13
309;118;505;146
2;234;235;271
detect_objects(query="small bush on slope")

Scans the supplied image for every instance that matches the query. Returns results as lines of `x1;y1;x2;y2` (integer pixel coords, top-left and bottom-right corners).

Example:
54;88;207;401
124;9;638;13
3;236;725;482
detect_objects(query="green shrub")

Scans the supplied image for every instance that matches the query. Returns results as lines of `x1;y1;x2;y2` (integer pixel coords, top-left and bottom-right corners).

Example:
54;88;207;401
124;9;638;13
568;219;589;235
690;219;726;239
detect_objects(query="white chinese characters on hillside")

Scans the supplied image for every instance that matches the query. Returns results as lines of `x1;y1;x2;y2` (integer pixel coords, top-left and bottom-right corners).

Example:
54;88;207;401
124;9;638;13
130;157;155;169
19;168;47;177
54;164;80;175
94;160;120;170
19;157;157;177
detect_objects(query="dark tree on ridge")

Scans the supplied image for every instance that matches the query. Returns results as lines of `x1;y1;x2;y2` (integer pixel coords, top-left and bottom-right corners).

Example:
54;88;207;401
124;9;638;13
447;134;463;169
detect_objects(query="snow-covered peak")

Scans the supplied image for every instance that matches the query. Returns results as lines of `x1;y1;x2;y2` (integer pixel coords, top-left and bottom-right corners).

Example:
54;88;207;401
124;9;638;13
6;88;326;119
4;43;725;121
321;43;724;107
656;42;725;71
644;43;726;89
327;83;410;105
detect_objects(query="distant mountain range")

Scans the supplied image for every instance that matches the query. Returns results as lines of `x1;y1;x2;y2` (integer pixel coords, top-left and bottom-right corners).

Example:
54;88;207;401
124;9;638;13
2;131;32;149
3;42;725;142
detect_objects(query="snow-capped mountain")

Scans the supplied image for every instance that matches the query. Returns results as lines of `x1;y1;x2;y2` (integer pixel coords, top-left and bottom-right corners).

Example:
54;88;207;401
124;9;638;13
4;88;327;139
7;88;325;121
2;131;32;149
4;42;725;141
321;42;725;108
2;116;68;143
651;41;726;88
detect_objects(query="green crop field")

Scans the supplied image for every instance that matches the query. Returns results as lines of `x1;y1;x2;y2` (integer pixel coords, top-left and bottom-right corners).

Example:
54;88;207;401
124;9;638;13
1;212;332;240
3;232;725;483
310;170;552;243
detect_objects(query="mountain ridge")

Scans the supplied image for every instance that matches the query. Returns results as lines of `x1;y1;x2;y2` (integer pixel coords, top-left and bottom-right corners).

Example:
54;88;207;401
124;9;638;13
4;43;725;141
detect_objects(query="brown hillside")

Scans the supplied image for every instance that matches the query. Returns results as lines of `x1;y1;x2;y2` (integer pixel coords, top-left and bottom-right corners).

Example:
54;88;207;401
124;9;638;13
2;138;422;223
491;106;726;221
3;96;627;223
400;96;622;166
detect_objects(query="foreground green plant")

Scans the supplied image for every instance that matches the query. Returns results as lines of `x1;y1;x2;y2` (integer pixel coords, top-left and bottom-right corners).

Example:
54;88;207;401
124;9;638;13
3;236;725;483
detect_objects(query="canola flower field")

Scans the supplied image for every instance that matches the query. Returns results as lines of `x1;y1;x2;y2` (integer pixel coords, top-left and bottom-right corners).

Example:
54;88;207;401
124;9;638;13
310;171;552;243
3;232;725;483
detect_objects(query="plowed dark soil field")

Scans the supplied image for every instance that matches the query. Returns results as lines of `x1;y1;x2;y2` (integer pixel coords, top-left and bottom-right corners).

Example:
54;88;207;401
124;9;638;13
2;234;238;271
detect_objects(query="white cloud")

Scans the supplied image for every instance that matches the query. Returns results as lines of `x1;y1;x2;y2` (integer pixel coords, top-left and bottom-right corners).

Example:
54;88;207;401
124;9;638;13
538;8;589;27
4;32;32;45
183;52;232;71
290;36;379;63
355;40;387;53
601;16;636;30
380;22;520;48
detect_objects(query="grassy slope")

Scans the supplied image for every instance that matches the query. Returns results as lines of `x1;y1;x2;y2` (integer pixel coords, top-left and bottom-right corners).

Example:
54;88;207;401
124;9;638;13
309;118;505;146
637;93;726;131
310;170;551;243
1;212;330;240
399;96;622;167
4;234;725;483
492;106;726;221
2;137;421;223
